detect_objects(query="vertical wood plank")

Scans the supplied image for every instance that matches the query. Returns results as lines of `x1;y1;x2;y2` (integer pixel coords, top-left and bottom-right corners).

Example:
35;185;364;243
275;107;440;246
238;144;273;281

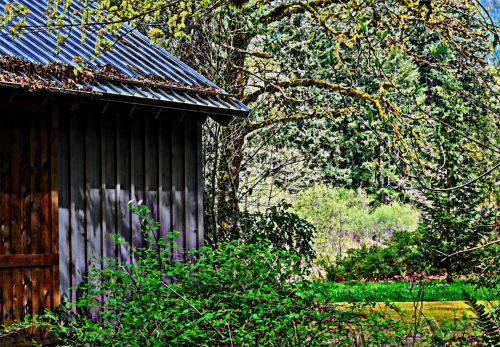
11;118;22;259
22;270;32;317
12;269;22;321
145;114;159;243
0;121;4;255
2;269;12;324
29;113;41;318
184;116;197;259
116;114;131;264
0;118;12;325
41;266;51;313
57;106;71;303
40;112;53;313
11;118;22;321
51;106;60;308
69;110;86;302
171;114;185;261
130;114;145;252
21;115;31;258
31;267;41;315
158;116;172;250
0;270;3;323
101;115;117;260
85;113;102;273
196;120;204;250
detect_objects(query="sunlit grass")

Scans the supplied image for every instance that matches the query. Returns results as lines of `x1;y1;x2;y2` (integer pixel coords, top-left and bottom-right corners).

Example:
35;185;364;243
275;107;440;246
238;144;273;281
372;301;476;324
314;279;499;302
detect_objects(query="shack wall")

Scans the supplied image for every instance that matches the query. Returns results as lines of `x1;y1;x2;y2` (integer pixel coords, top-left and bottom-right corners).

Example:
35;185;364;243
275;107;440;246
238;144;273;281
58;104;204;302
0;98;205;323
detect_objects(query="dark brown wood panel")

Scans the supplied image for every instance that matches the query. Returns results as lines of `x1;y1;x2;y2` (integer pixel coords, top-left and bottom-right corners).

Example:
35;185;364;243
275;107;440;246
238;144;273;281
0;254;59;267
51;106;60;310
0;109;59;325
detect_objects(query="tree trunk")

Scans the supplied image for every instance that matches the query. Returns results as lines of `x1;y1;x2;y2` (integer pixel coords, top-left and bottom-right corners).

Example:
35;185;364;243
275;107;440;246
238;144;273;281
214;30;252;242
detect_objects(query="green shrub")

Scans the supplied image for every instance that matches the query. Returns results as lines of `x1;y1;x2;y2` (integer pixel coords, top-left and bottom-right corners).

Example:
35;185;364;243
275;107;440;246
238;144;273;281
16;203;482;346
330;231;431;281
236;203;316;261
32;203;348;346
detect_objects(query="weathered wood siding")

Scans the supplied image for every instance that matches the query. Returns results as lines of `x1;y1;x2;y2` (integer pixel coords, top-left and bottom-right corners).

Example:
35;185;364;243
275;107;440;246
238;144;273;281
0;108;59;325
0;100;204;324
58;106;204;302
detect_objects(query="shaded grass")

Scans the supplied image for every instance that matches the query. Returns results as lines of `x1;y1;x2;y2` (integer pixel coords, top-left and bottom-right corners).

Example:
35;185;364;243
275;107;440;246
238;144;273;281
315;280;499;303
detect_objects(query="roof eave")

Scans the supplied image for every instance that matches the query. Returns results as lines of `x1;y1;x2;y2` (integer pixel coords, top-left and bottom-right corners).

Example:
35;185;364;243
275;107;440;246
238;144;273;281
0;82;249;122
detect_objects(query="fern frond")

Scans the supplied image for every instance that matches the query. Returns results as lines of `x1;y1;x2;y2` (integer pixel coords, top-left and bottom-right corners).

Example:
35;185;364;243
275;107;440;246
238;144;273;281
463;290;500;347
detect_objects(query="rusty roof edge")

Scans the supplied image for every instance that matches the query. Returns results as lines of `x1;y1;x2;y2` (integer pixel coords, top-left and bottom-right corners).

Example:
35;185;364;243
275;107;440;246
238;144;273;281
0;81;249;118
0;55;249;113
98;74;229;97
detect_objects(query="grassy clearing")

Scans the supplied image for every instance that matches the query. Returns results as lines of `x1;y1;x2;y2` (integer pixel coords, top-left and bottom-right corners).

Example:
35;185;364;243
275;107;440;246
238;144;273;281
314;280;499;303
369;301;477;325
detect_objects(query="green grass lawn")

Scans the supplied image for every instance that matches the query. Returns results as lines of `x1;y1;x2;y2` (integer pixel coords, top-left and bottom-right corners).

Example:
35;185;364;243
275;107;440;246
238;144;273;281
313;279;499;303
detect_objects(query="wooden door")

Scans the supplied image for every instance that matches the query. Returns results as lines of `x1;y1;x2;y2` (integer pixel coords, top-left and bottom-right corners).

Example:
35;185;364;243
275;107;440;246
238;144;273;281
0;109;59;325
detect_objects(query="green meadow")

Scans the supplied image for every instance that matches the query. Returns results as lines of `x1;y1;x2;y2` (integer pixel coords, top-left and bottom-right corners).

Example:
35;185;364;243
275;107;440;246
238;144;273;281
315;280;499;303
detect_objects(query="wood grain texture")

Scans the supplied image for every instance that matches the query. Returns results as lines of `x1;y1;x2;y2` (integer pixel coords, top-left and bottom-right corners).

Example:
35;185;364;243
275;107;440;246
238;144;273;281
28;114;40;319
116;114;131;264
130;114;145;254
196;120;204;251
85;113;102;273
57;105;71;303
69;110;86;303
1;102;205;324
145;114;159;243
184;117;197;259
0;120;10;256
171;114;185;261
50;109;60;308
158;116;172;250
101;115;117;260
0;109;60;324
0;254;59;267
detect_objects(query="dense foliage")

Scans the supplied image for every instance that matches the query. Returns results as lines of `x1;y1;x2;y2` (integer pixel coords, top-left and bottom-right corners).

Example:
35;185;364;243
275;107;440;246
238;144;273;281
235;203;316;261
2;0;497;241
330;230;427;281
8;204;487;346
41;204;339;346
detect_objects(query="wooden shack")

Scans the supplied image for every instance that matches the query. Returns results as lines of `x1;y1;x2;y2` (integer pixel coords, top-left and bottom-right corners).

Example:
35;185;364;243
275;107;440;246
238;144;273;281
0;1;248;325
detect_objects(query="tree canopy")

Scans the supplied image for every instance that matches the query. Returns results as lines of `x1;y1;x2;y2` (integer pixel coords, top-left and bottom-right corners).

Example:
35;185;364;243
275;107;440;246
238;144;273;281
1;0;498;240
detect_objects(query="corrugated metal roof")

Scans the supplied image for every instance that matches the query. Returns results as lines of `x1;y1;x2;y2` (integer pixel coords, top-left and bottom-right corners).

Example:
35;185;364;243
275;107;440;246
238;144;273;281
0;0;249;117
